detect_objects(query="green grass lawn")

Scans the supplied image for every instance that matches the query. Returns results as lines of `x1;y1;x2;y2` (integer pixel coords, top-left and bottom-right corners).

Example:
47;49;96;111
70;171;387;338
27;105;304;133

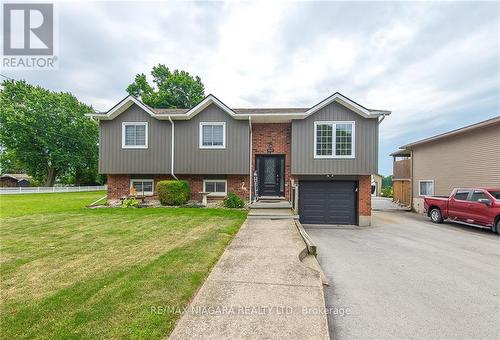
0;191;247;339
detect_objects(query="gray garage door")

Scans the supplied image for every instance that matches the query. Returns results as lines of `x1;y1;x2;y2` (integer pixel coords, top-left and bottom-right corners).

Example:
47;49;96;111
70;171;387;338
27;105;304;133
299;181;357;225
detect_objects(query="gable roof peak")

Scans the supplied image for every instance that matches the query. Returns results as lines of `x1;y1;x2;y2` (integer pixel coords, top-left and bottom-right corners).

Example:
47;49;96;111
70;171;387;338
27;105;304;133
87;91;391;121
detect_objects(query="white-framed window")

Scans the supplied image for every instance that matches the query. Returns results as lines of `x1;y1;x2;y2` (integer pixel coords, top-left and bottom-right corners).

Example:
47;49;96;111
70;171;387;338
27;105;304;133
418;180;434;196
314;121;355;158
130;179;154;196
203;179;227;196
200;122;226;149
122;122;148;149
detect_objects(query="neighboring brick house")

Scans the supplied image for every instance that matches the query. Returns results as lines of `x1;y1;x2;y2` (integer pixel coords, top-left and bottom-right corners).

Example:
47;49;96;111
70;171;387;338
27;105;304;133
89;92;390;226
391;116;500;213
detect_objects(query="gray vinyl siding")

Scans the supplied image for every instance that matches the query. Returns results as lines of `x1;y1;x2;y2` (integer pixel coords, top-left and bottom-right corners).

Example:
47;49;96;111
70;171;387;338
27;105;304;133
291;102;378;175
174;104;250;174
99;104;171;174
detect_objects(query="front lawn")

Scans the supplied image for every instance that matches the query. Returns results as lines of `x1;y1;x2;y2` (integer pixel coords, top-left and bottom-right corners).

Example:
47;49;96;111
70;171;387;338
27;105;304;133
0;191;246;338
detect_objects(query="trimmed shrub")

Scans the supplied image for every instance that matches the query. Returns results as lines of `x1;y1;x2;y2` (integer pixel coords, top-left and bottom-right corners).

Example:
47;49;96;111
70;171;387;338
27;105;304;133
157;180;190;206
223;192;245;208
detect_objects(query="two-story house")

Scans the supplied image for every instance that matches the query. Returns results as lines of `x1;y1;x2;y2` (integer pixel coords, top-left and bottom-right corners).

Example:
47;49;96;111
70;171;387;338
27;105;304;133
391;116;500;213
89;92;390;226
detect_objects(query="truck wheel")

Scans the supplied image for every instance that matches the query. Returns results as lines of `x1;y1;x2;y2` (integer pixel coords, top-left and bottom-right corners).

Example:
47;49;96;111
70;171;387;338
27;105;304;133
430;208;443;223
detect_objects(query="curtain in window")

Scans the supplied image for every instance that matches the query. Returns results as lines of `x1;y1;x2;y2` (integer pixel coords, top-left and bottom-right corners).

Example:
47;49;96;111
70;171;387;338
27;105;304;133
125;125;146;146
202;124;223;146
420;181;433;195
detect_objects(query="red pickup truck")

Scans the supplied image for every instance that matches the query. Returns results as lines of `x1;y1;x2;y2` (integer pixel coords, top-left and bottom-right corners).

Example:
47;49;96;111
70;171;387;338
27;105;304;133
424;188;500;234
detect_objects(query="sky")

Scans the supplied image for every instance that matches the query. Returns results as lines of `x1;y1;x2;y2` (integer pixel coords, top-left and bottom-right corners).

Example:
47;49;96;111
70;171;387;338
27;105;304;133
3;0;500;175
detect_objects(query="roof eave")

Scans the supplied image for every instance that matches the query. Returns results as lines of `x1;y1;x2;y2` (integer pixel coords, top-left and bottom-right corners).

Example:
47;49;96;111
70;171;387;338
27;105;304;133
400;116;500;149
86;92;392;121
304;93;391;118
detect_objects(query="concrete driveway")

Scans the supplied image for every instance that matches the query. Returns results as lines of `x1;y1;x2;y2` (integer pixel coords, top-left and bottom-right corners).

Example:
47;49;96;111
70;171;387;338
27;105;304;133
305;210;500;340
371;196;410;211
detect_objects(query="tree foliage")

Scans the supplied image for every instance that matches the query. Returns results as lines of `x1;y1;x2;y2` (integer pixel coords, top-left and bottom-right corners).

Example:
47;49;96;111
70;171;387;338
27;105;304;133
382;175;393;189
126;64;205;108
0;148;25;174
0;80;98;186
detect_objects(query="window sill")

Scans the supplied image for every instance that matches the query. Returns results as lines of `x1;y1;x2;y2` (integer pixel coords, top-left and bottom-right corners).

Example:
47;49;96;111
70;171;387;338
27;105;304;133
122;146;148;149
207;193;227;197
313;155;355;159
199;146;226;150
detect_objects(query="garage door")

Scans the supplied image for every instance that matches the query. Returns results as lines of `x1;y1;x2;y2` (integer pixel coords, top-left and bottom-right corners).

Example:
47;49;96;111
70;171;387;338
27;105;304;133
299;181;357;225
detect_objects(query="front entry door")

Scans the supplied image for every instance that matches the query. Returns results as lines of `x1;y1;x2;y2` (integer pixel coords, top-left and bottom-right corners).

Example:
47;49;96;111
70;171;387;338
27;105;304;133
257;155;284;197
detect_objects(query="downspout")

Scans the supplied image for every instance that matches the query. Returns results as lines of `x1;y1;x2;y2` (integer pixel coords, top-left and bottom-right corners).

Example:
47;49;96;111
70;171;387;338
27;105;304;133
248;116;252;202
168;116;179;180
410;149;413;210
378;114;387;125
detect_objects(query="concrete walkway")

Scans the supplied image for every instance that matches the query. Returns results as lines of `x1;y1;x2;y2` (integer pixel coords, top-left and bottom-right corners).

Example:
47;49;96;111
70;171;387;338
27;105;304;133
372;196;410;211
169;219;329;340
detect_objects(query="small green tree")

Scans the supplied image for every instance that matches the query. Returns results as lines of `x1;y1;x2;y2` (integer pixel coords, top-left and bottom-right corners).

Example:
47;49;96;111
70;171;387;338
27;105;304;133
0;80;98;186
126;64;205;108
382;175;393;189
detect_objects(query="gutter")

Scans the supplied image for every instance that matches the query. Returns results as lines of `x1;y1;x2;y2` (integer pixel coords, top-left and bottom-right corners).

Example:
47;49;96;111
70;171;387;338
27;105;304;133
249;117;253;202
168;116;179;180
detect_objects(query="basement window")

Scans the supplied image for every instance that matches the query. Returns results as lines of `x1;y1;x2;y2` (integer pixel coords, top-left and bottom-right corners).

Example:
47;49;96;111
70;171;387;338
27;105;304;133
203;179;227;197
130;179;154;196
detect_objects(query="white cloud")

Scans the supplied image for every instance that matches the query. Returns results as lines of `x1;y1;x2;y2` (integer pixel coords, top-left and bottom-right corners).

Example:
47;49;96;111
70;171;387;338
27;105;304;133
3;1;499;175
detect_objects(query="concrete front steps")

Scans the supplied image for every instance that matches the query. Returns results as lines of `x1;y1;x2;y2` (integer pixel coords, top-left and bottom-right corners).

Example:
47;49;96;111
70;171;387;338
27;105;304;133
248;199;298;219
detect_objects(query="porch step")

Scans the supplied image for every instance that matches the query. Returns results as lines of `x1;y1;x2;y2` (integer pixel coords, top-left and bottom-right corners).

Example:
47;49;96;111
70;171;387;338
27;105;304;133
248;208;294;216
248;208;298;220
258;196;285;201
250;201;292;209
247;215;299;220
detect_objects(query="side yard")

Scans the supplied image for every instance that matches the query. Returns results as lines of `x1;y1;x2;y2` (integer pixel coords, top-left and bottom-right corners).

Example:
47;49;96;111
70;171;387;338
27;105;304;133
0;192;246;338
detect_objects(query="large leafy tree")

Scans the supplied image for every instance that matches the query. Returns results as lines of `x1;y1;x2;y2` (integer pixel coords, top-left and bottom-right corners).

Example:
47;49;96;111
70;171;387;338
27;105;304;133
0;80;98;186
126;64;205;108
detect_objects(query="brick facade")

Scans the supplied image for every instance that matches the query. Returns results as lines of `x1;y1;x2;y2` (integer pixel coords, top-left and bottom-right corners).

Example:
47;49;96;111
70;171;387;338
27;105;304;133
251;123;292;199
107;174;249;201
107;174;131;199
358;175;372;216
176;174;249;201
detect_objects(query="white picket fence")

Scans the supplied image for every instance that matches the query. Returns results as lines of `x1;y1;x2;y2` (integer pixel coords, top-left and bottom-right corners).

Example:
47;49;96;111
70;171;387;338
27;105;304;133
0;185;107;195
